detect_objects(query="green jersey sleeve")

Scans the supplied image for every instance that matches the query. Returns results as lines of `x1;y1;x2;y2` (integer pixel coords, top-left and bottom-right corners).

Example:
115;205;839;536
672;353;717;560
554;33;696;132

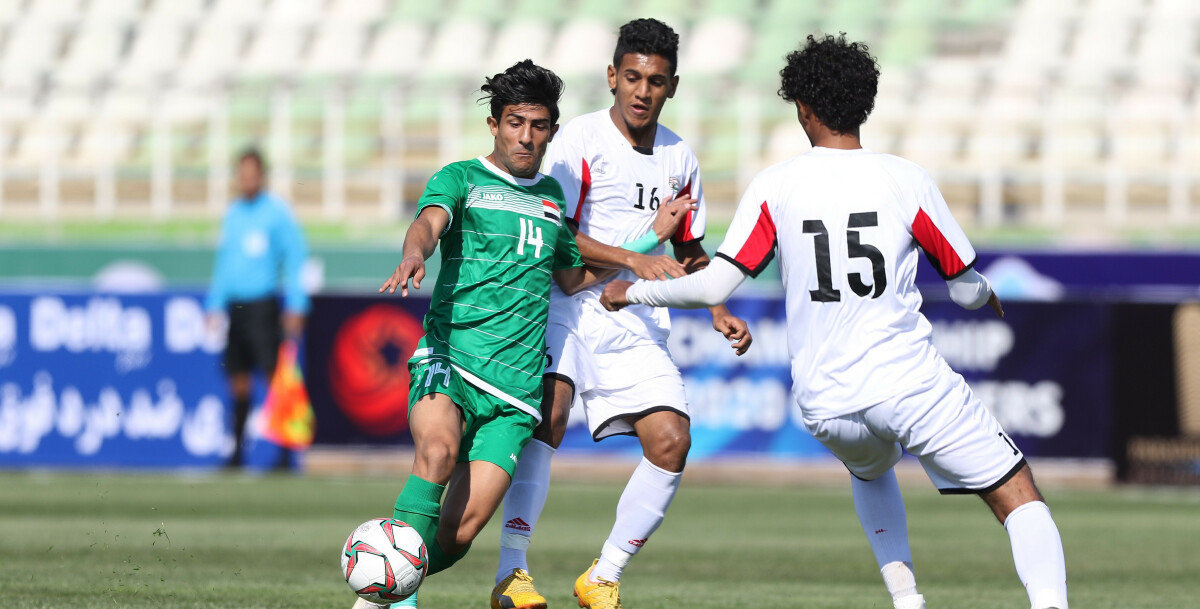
553;216;583;271
416;163;467;235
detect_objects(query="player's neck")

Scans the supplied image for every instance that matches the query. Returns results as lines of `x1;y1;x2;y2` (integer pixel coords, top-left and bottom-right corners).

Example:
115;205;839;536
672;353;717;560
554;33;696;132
808;128;862;151
608;106;657;149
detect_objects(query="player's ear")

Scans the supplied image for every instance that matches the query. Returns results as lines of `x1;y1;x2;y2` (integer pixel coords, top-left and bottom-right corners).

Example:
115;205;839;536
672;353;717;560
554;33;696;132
487;115;499;136
549;124;560;141
796;101;811;126
606;64;617;92
667;75;679;99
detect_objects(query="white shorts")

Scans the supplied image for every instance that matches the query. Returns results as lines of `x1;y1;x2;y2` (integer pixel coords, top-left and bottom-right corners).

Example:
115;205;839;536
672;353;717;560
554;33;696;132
802;371;1025;494
544;302;689;441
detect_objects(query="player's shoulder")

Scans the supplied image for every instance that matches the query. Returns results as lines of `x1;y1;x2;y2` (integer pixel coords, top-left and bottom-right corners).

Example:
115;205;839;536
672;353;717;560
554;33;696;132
653;123;698;161
554;109;608;143
534;173;567;201
870;151;936;185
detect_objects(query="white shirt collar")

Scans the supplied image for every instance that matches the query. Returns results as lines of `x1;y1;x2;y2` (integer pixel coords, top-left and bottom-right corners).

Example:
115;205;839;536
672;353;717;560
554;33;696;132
477;155;544;186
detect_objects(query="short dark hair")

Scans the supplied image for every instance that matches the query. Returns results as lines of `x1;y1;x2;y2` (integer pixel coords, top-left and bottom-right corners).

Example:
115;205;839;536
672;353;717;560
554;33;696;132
613;18;679;76
778;33;879;134
479;59;565;125
238;147;266;172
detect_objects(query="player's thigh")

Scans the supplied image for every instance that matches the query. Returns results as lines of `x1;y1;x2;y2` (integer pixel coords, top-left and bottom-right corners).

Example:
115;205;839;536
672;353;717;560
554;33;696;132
803;411;903;481
584;343;689;441
438;459;515;549
460;408;537;478
533;373;575;447
407;389;467;482
896;376;1026;495
544;318;595;398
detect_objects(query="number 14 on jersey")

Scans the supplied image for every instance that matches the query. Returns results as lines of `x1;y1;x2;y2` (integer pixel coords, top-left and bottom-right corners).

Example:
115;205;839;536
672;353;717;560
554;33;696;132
517;218;544;258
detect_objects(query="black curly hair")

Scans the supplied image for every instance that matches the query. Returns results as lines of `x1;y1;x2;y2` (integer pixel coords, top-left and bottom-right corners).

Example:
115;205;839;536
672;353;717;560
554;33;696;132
480;59;566;125
778;33;879;134
613;18;679;75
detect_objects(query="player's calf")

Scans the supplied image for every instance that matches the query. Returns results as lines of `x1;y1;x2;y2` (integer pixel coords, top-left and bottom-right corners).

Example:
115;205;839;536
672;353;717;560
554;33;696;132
983;466;1068;609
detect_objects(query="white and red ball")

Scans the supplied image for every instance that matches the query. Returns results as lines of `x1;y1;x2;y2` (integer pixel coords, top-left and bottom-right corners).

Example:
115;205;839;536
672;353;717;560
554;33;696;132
341;518;428;604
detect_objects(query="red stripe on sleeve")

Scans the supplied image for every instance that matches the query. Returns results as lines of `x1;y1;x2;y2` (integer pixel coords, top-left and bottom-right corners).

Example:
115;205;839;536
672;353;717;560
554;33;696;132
734;202;777;273
911;207;966;278
573;157;590;223
672;182;695;243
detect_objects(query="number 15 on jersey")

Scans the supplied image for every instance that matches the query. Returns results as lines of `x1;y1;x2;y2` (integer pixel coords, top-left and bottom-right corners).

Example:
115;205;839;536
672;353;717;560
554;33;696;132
804;211;888;302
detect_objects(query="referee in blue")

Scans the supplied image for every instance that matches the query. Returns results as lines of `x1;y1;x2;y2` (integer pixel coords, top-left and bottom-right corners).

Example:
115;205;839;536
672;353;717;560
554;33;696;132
205;148;309;469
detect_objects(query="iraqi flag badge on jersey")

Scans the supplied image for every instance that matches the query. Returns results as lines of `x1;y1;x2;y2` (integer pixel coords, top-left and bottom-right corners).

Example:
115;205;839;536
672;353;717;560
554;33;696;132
542;200;562;226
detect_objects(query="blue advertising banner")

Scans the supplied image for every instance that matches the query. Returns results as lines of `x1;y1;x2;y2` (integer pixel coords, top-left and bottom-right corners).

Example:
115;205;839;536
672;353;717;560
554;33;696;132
0;290;1117;468
0;291;248;468
554;299;1114;461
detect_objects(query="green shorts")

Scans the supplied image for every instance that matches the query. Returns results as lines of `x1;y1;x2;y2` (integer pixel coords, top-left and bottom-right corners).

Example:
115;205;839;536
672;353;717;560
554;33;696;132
408;358;537;477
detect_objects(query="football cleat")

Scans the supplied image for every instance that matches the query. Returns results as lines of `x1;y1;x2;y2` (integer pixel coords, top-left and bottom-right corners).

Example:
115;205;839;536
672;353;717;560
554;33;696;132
491;569;547;609
893;594;925;609
573;559;622;609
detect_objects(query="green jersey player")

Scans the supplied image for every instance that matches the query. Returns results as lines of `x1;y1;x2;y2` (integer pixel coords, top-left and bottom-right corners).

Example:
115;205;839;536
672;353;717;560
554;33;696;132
357;60;604;609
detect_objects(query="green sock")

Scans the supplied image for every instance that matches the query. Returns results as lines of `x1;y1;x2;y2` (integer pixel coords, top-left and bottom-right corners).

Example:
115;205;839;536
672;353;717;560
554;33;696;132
392;474;445;564
427;538;471;576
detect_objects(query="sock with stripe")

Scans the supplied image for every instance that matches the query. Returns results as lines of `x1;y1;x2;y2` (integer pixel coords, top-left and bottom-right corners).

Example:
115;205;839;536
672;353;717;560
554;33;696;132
851;470;920;603
591;457;682;583
496;439;556;584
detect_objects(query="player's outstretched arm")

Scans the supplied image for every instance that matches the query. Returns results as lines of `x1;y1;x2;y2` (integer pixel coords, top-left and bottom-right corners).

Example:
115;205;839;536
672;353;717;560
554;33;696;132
553;265;613;295
380;207;449;297
668;240;753;354
571;225;687;281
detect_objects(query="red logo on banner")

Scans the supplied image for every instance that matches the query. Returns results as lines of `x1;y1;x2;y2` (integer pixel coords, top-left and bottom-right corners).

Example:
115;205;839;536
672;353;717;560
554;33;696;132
328;304;425;435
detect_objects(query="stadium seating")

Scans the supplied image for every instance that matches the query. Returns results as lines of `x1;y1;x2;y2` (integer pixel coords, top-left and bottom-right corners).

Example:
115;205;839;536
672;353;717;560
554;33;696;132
0;0;1195;233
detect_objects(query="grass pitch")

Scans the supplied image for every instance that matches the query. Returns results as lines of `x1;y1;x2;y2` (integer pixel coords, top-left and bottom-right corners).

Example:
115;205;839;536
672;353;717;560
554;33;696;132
2;471;1197;608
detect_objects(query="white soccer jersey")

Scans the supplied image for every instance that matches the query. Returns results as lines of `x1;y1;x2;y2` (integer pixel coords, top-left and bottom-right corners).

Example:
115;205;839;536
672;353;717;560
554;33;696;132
716;147;977;420
544;108;706;347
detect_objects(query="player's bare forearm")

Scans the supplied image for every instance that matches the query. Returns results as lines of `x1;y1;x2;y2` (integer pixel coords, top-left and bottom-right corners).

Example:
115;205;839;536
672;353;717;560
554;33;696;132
381;207;448;297
672;239;711;275
574;222;685;280
554;265;612;295
402;208;448;262
574;226;638;269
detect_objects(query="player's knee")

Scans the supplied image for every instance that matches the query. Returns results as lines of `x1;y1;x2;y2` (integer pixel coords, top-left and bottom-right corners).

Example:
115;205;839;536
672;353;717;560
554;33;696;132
646;426;691;472
414;439;457;477
982;465;1044;522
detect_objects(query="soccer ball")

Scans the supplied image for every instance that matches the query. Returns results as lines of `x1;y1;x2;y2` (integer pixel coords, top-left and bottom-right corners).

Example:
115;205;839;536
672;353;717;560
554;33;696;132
341;518;428;604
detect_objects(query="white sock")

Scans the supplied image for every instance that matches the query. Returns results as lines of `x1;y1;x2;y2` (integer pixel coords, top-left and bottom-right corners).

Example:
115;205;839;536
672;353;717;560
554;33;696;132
1004;501;1068;609
591;457;682;583
851;470;914;564
495;439;556;584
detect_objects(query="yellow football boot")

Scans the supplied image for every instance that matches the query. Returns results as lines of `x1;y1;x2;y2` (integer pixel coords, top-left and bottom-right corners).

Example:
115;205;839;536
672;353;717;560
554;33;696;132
573;560;622;609
491;568;547;609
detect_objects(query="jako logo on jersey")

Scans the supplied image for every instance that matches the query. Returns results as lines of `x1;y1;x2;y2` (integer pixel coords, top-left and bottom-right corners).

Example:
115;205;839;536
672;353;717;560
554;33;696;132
505;518;532;532
627;538;647;547
481;192;504;202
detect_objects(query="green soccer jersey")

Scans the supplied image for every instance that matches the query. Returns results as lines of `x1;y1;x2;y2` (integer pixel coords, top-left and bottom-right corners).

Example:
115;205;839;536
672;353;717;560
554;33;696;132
410;156;583;420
